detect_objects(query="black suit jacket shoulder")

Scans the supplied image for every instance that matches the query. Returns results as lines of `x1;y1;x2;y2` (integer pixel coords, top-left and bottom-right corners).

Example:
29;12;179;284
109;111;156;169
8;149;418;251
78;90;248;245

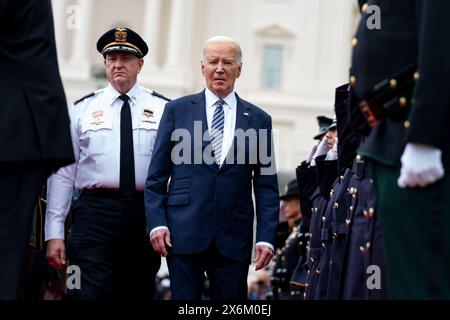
0;0;74;169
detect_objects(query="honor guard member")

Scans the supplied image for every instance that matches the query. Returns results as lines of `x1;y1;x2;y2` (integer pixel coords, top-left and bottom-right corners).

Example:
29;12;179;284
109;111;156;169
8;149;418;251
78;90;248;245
45;27;170;299
351;0;450;299
270;180;302;299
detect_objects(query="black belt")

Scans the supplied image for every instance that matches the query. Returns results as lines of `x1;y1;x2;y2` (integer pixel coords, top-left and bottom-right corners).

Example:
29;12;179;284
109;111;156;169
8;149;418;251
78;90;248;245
81;188;144;202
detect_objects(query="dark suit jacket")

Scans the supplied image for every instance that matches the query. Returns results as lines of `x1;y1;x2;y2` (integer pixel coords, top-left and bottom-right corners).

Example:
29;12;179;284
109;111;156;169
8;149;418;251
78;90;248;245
351;0;450;166
0;0;74;169
145;91;279;263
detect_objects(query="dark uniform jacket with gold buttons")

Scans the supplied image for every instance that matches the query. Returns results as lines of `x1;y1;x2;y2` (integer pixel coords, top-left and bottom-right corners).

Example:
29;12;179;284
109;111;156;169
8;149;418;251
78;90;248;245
351;0;450;166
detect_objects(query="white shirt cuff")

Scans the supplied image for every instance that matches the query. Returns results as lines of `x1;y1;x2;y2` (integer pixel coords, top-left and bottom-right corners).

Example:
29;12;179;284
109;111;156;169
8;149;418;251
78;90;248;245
256;241;274;252
149;226;169;238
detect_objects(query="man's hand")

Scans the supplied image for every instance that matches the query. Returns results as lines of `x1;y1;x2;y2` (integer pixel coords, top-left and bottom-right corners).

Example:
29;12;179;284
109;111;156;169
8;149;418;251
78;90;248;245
46;239;66;269
253;245;273;271
398;143;445;188
149;229;172;257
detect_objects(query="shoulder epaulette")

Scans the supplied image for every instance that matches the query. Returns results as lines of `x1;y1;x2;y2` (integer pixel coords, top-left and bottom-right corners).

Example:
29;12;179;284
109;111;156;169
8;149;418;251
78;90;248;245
73;92;95;105
151;90;171;102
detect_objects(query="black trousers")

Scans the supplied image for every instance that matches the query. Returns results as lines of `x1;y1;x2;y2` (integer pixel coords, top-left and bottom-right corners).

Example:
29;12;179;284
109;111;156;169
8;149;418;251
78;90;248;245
0;163;49;299
66;192;161;300
167;241;249;300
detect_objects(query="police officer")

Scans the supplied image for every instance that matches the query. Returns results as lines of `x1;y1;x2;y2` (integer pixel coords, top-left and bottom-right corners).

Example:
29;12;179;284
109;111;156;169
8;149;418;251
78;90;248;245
351;1;450;298
270;180;302;299
45;27;169;299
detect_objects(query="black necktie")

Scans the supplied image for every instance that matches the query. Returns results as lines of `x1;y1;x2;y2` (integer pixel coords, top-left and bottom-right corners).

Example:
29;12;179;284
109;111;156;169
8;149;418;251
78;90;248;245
118;94;135;197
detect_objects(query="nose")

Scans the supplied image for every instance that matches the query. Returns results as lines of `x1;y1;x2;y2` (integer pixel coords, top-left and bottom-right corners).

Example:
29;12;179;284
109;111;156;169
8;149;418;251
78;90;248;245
216;62;225;73
114;59;124;68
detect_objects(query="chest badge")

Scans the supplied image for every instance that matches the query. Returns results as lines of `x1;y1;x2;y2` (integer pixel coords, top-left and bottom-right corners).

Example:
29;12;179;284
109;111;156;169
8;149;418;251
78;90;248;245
142;108;156;123
91;110;105;125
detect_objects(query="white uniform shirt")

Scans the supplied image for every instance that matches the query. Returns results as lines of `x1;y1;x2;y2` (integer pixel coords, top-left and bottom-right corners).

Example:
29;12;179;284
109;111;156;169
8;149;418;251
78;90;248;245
45;83;167;240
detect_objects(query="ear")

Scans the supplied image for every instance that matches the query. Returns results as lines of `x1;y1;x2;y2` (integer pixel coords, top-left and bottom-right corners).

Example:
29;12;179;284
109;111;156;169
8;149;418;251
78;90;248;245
236;63;242;78
201;61;206;77
138;58;144;72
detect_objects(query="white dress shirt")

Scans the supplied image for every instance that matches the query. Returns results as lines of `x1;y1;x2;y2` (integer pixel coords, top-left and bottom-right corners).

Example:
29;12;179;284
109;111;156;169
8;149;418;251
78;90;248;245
204;88;237;166
45;83;167;240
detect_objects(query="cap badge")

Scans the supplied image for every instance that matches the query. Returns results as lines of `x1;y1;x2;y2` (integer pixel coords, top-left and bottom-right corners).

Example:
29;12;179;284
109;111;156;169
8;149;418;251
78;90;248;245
114;28;127;43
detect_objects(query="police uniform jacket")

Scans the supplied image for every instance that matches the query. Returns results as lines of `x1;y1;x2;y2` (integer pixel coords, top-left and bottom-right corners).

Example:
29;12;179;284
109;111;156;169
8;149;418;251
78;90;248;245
45;83;168;240
351;0;450;166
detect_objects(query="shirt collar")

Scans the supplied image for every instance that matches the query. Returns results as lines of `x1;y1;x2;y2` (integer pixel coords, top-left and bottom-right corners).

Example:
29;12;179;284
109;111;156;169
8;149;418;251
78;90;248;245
204;88;236;110
105;83;140;107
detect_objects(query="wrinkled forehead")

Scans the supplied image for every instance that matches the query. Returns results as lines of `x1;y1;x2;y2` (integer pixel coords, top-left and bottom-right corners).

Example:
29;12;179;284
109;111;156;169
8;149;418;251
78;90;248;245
204;41;240;60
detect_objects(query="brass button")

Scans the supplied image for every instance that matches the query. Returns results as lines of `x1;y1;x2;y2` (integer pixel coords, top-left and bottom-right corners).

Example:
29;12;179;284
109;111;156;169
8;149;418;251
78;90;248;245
399;97;407;107
345;219;351;225
351;37;358;47
389;79;398;89
333;202;339;209
404;120;410;129
414;72;420;81
340;175;345;182
369;208;375;218
366;242;371;249
350;75;357;86
363;210;369;218
356;155;362;161
362;3;368;12
349;205;353;211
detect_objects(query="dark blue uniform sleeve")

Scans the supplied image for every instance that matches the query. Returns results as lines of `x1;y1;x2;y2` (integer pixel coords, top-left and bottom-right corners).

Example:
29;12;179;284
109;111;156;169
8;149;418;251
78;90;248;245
406;1;450;149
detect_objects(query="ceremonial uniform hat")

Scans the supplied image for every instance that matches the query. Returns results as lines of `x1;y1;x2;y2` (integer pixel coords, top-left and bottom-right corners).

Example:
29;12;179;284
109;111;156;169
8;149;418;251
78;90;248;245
313;116;334;140
327;116;337;131
280;180;299;200
96;27;148;58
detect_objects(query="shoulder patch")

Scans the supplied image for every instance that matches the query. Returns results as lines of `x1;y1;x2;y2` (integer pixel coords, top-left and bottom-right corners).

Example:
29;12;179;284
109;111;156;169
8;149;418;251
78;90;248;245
151;90;171;102
73;92;95;105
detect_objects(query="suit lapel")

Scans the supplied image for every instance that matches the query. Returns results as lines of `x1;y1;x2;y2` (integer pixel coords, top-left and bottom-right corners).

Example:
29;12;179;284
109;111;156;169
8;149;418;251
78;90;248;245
220;95;252;172
189;90;218;172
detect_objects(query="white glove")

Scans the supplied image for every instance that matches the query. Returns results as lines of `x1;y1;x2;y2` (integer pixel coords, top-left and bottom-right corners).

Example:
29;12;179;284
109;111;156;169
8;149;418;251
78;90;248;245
397;143;445;188
325;138;338;161
310;136;329;166
306;142;318;163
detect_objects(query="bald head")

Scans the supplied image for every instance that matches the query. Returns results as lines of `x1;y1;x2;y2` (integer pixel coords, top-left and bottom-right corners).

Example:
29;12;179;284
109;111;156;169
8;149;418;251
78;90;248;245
201;36;242;64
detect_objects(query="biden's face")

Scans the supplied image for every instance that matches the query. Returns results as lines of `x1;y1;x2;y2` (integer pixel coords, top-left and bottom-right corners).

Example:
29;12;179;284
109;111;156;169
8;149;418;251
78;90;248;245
104;51;143;93
201;41;242;99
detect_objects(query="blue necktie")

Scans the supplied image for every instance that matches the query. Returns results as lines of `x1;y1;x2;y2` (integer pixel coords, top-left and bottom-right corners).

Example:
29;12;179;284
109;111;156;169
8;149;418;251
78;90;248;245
211;99;225;165
118;94;135;196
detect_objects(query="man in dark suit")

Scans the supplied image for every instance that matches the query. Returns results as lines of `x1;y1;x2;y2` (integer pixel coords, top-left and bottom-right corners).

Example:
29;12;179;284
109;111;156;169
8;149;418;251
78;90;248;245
351;0;450;298
0;0;74;299
145;36;279;300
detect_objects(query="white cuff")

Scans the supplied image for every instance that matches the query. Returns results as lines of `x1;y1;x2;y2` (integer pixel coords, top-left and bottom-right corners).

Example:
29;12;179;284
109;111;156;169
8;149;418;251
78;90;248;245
149;226;169;238
255;242;274;252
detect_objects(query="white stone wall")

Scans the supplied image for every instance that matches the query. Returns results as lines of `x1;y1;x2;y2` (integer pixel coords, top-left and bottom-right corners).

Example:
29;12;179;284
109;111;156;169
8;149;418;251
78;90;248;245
52;0;360;176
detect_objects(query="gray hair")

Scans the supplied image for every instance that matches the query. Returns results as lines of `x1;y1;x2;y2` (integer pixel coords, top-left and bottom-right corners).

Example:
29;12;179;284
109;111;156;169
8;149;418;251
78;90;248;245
201;35;242;64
